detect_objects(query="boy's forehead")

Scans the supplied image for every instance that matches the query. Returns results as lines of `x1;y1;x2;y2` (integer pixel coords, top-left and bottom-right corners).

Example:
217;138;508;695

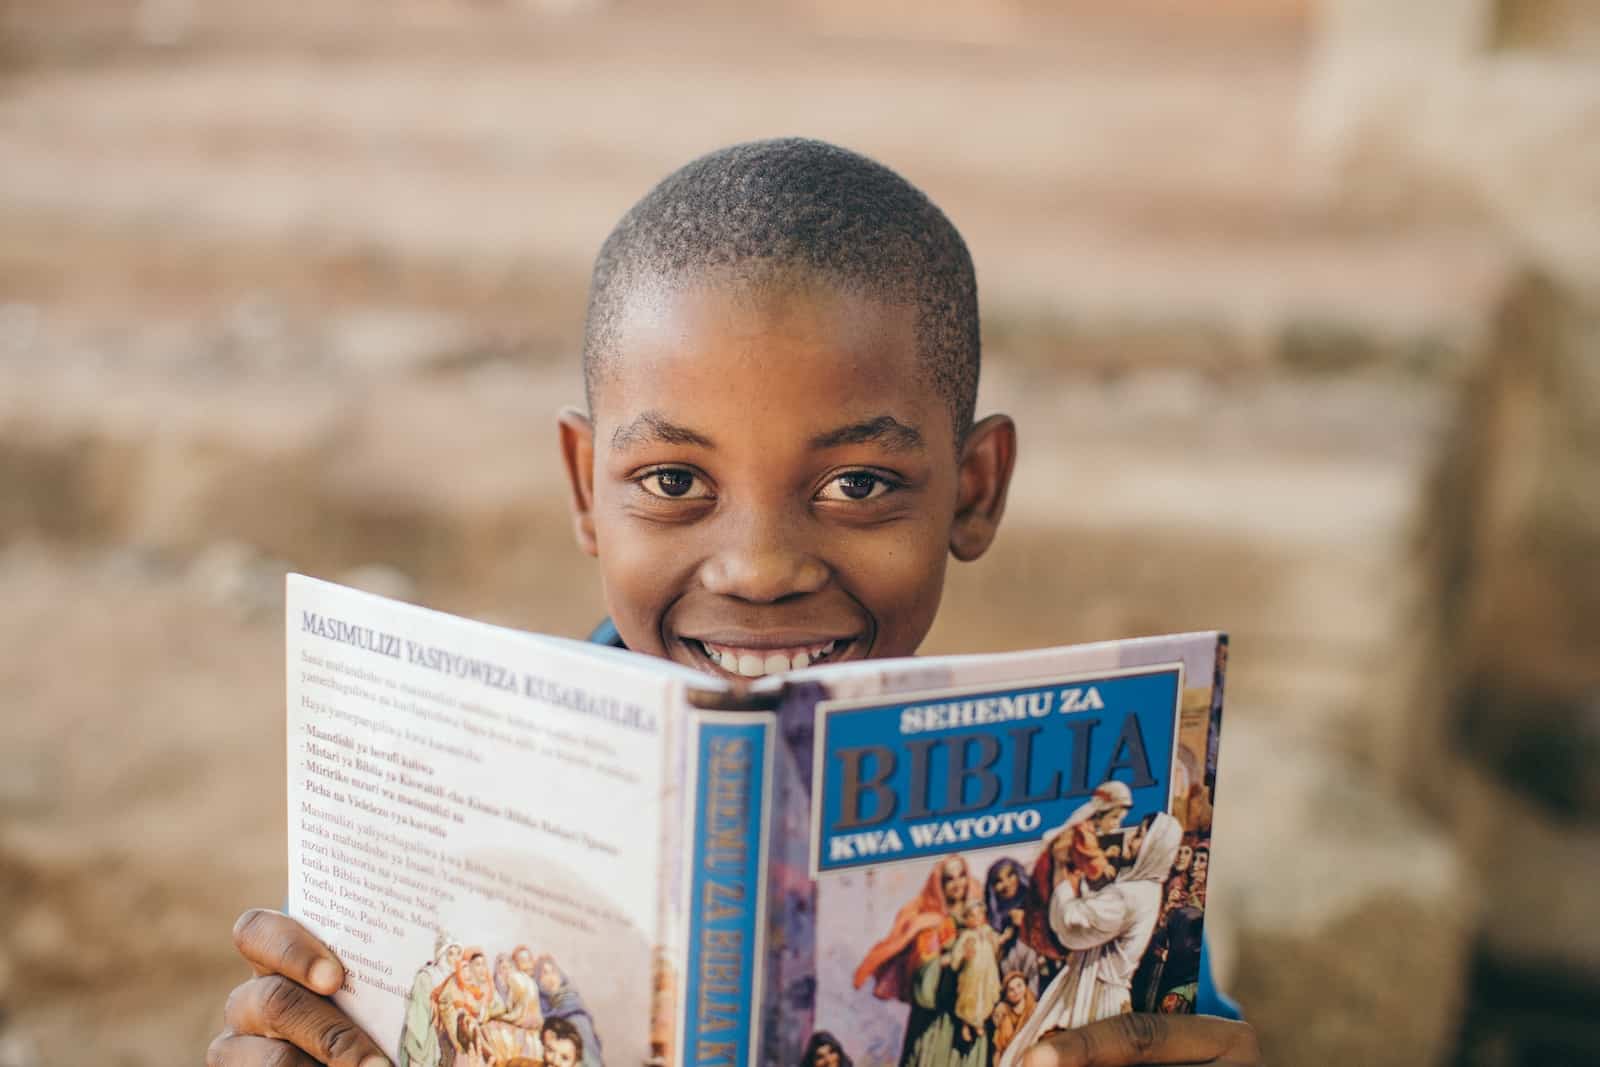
592;278;947;444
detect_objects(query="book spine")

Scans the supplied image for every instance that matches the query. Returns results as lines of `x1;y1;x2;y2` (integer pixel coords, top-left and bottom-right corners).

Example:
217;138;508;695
678;712;775;1067
651;690;692;1067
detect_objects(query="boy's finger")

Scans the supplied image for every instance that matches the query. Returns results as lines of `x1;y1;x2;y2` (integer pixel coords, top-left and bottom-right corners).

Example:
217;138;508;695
233;909;344;995
206;1031;319;1067
1020;1015;1260;1067
224;975;390;1067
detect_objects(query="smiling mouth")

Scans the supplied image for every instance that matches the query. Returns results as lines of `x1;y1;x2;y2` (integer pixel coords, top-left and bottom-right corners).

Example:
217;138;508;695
683;637;854;678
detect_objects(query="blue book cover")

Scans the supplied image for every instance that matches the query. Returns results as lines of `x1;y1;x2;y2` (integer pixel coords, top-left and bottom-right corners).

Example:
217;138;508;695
283;577;1224;1067
676;633;1226;1067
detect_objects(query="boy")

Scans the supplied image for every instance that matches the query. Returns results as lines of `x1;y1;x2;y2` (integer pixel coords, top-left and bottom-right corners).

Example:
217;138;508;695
206;139;1260;1067
540;1019;584;1067
948;899;1004;1044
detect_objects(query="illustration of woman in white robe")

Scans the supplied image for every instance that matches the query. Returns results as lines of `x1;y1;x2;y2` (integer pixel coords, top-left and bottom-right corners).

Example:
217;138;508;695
481;952;544;1064
399;937;458;1067
998;812;1183;1067
1020;781;1132;973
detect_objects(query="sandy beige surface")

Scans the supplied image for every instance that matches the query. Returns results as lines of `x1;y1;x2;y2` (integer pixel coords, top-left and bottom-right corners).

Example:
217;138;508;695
0;3;1523;1064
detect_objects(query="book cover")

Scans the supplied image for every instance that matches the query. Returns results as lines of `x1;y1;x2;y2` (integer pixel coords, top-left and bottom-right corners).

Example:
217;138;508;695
283;576;1225;1067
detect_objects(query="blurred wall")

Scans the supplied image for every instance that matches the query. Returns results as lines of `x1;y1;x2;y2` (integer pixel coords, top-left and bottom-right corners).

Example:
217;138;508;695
1303;2;1600;1062
0;2;1595;1065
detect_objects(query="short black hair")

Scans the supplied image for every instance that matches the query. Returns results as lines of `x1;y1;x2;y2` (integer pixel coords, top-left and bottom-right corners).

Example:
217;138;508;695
541;1016;582;1058
582;138;980;438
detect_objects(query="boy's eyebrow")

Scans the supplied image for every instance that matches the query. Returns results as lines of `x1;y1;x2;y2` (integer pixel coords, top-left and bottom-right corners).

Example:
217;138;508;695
809;415;925;452
610;411;715;450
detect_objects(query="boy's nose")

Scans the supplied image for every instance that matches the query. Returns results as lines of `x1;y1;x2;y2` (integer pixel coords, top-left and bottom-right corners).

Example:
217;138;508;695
698;523;830;604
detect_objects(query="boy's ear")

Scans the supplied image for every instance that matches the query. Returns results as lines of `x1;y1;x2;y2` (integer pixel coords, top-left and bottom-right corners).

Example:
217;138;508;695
558;407;599;557
949;413;1016;562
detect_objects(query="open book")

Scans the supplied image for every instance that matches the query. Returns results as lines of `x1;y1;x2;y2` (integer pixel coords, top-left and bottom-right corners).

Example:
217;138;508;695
285;574;1226;1067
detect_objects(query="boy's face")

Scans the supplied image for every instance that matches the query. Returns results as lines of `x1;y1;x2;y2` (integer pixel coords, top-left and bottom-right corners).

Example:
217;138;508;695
560;278;1014;680
1095;806;1129;833
545;1036;579;1067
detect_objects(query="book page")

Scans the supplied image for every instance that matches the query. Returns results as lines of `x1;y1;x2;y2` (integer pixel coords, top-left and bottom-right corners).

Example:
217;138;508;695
284;575;688;1067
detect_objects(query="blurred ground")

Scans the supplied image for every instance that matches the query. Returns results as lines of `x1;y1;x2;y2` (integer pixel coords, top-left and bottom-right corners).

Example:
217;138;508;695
0;2;1584;1065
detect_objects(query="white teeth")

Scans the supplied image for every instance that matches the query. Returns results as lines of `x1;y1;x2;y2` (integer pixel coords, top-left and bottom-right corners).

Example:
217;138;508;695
699;639;845;676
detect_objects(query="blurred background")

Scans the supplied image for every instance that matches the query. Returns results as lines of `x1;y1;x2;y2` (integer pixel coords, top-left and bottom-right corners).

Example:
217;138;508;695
1;1;1597;1064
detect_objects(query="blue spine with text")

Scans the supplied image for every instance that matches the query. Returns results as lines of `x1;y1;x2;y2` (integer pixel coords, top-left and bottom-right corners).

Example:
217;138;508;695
681;715;773;1067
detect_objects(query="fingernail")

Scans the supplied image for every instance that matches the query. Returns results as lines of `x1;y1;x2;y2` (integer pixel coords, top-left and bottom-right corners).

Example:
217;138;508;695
360;1055;392;1067
309;958;341;994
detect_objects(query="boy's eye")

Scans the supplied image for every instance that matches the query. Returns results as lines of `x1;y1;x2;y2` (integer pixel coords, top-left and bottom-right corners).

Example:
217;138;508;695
639;468;710;499
817;471;895;502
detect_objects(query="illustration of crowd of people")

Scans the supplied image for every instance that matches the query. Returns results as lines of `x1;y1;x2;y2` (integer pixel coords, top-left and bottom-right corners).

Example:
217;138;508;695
398;937;604;1067
839;779;1212;1067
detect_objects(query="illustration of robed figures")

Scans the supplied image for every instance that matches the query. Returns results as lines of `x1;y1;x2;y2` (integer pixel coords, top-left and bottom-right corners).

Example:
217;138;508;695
437;949;505;1067
984;857;1042;996
853;856;989;1067
998;814;1184;1067
480;953;543;1064
536;958;604;1067
399;938;459;1067
1020;782;1131;969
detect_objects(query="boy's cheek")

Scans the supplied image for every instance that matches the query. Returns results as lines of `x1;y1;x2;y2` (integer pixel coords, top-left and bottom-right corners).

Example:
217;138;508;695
847;541;949;657
596;547;685;656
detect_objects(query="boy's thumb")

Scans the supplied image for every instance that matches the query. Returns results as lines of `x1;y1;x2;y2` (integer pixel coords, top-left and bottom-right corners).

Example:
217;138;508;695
1019;1014;1260;1067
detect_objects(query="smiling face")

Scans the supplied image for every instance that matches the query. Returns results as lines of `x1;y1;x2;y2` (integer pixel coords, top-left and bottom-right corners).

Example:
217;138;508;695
940;857;971;908
1005;974;1026;1006
561;277;1014;681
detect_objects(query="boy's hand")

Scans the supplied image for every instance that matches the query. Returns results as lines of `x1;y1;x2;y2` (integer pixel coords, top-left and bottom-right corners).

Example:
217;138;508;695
1021;1015;1261;1067
206;909;390;1067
